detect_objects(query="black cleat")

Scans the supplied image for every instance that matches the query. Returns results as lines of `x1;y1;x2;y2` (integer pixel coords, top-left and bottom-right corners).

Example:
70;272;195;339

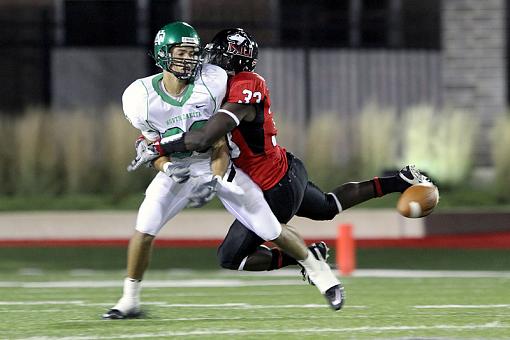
324;284;346;311
300;241;330;285
102;308;142;320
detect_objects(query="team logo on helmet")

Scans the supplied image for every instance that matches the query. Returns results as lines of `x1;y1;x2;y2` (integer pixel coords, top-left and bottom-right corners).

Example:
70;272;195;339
155;30;166;45
227;33;253;58
227;33;247;45
182;36;199;44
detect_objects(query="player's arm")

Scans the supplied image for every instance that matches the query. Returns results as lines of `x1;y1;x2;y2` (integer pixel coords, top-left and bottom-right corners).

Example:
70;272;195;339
154;103;255;155
152;155;171;172
128;135;191;183
141;136;170;172
188;136;245;208
210;137;230;179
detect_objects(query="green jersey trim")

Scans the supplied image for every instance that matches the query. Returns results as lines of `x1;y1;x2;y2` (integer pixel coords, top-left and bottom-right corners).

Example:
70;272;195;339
151;73;194;107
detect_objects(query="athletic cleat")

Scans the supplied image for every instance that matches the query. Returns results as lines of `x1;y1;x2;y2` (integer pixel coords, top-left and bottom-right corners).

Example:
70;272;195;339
398;165;432;186
102;308;142;320
324;283;346;311
300;241;330;285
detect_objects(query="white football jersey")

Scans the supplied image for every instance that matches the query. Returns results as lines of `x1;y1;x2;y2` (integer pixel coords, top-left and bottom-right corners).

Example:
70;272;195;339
122;63;227;169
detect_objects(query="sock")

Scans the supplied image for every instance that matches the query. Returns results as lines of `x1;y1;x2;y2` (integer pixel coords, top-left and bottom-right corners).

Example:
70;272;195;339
269;248;298;270
373;175;409;196
113;278;141;313
297;250;339;294
123;277;141;299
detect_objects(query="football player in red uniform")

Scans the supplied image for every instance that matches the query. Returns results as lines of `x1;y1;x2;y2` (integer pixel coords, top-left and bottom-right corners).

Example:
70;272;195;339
135;28;430;274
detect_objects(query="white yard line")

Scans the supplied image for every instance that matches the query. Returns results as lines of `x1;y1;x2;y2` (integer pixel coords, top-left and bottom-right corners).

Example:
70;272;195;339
19;322;509;339
2;269;510;289
157;303;366;309
415;304;510;309
0;301;85;305
229;268;510;278
0;300;366;309
0;279;302;288
353;269;510;278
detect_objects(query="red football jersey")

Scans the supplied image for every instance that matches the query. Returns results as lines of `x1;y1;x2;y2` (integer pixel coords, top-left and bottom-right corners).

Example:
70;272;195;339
226;71;288;190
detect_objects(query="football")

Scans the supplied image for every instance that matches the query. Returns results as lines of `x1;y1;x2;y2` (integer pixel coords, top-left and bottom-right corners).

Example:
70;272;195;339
397;183;439;218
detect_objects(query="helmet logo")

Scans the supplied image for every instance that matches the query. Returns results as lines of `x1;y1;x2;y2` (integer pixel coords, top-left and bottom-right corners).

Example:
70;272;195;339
182;37;199;44
155;30;165;45
227;33;246;45
227;33;252;58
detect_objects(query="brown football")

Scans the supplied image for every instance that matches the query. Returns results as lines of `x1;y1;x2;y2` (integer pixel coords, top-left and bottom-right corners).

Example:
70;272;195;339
397;183;439;218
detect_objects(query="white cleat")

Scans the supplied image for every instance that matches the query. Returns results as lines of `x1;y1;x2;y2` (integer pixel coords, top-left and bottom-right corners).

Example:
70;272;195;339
399;165;432;185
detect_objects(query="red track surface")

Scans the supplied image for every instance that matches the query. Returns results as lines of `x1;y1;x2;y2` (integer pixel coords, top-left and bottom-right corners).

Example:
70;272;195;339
1;231;509;249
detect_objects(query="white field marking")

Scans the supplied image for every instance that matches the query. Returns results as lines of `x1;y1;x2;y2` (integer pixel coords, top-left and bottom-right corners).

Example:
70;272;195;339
19;322;509;340
352;269;510;278
0;301;85;305
0;301;166;308
61;314;370;323
0;279;302;288
0;309;63;313
2;269;509;290
18;268;44;276
415;304;510;309
0;300;366;310
217;268;510;278
142;290;309;297
157;303;366;309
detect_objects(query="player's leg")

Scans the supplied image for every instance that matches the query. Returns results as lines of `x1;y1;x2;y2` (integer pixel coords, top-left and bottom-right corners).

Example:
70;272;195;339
218;220;330;271
218;160;305;271
218;154;330;272
272;224;345;310
217;220;267;270
103;172;194;319
218;167;344;310
297;165;433;220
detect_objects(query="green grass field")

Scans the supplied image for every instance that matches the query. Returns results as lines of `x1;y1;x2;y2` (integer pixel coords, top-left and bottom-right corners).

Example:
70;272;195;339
1;267;510;339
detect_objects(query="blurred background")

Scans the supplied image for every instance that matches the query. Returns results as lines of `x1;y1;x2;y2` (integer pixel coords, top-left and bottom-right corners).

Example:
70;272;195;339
0;0;509;272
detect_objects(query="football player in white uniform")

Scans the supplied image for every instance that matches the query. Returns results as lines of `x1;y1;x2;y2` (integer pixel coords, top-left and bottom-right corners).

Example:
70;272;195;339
103;22;343;319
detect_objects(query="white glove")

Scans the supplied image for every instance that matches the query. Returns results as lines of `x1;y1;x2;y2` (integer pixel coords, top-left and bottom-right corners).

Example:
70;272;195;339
188;176;220;208
127;137;160;172
188;175;245;208
162;162;191;184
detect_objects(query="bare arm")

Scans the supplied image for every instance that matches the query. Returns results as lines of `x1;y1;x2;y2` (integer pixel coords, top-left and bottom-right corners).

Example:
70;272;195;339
157;103;255;154
210;137;230;178
152;156;171;172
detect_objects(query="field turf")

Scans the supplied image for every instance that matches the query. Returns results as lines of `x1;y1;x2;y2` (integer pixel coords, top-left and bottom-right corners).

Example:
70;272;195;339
1;267;510;339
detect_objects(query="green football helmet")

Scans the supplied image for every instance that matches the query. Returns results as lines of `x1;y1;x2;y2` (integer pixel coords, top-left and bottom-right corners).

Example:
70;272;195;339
153;21;202;80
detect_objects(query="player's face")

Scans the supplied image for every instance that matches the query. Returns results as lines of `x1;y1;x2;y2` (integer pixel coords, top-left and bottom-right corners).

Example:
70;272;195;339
170;46;199;75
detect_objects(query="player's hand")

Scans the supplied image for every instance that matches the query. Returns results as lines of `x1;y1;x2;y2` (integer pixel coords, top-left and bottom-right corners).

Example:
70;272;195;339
163;162;191;183
187;176;220;208
126;136;161;172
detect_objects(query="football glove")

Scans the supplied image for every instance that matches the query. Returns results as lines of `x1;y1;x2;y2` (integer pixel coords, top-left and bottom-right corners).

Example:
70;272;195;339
188;175;245;208
188;176;220;208
162;162;191;184
127;136;161;172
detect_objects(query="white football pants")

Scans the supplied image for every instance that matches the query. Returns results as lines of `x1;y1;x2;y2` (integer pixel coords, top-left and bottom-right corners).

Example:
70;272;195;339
135;162;282;241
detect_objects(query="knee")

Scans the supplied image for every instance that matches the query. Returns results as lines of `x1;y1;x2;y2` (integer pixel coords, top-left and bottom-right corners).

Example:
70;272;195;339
133;231;155;246
309;194;338;220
